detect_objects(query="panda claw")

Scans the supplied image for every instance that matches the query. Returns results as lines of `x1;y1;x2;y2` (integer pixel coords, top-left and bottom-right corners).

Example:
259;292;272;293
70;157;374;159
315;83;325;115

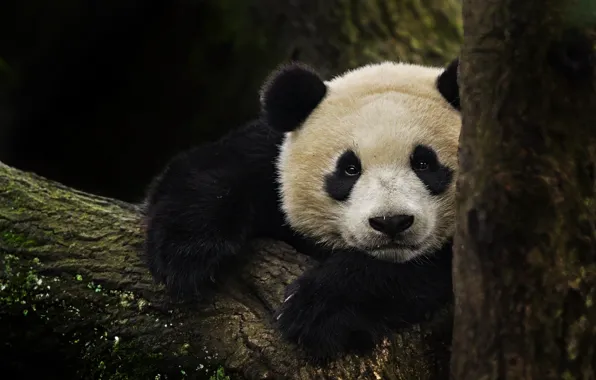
274;292;294;321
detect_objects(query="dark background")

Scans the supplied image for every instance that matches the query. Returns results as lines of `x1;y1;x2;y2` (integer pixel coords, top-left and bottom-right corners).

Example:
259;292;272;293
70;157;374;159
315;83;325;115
0;0;462;202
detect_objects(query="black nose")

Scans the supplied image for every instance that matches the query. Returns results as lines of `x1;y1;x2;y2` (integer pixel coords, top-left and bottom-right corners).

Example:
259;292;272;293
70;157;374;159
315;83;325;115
368;214;415;236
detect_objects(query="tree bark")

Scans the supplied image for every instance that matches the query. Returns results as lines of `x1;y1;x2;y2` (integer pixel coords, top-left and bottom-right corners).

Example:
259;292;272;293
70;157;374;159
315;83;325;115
452;0;596;378
0;161;452;379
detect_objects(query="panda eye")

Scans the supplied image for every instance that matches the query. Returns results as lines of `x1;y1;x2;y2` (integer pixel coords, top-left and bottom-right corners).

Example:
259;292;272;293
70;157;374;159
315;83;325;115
413;160;429;171
344;164;360;176
410;145;438;172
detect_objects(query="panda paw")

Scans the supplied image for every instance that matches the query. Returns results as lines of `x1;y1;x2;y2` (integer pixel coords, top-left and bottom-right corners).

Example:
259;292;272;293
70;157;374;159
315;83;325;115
145;236;244;301
273;273;387;363
143;208;247;301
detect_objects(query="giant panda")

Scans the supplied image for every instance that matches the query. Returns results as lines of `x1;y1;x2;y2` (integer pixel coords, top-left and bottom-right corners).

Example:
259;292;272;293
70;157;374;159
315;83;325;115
142;57;461;362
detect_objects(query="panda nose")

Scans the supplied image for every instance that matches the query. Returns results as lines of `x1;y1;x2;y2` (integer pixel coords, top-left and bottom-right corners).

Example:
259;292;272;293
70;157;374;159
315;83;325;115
368;214;415;236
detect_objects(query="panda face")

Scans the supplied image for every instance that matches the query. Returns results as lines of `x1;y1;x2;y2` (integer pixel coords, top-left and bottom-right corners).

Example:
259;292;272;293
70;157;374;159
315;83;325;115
324;141;454;263
276;62;460;262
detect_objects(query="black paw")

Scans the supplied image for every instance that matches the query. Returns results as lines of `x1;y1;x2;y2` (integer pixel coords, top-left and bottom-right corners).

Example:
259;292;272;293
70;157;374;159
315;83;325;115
143;209;245;300
273;276;387;363
147;237;244;301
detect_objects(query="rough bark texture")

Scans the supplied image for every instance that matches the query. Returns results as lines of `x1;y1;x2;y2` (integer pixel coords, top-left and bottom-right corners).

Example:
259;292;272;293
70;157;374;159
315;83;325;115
452;0;596;378
0;161;452;379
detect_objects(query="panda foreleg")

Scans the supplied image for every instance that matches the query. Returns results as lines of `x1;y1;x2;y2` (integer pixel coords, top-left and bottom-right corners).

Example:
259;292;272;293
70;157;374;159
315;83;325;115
142;121;285;300
274;251;392;362
273;247;453;363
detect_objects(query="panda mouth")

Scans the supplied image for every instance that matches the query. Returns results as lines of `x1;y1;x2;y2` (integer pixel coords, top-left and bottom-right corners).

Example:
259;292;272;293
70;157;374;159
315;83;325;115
370;241;421;251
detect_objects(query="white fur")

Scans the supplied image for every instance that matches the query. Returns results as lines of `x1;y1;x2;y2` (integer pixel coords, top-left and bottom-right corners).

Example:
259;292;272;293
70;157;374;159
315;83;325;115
276;61;461;262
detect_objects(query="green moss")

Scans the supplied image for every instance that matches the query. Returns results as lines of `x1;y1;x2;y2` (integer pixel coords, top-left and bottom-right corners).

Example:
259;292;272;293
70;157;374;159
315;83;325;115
1;230;37;248
209;367;230;380
178;343;191;356
0;253;45;308
87;281;103;293
1;251;227;380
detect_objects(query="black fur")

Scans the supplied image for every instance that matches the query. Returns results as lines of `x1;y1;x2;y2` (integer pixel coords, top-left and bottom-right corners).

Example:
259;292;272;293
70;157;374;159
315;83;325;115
436;58;460;110
260;62;327;132
324;150;362;201
142;59;459;362
143;121;290;299
274;243;453;363
410;144;454;195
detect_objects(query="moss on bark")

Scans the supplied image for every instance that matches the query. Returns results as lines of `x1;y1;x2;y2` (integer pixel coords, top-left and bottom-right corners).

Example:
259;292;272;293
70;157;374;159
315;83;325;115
452;0;596;378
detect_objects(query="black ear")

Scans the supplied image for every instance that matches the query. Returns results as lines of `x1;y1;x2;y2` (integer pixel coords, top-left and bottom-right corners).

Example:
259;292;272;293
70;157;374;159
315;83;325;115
436;58;460;111
260;62;327;132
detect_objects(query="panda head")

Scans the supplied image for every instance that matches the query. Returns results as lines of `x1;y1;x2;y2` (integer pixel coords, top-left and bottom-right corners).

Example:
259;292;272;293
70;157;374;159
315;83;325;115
260;59;461;263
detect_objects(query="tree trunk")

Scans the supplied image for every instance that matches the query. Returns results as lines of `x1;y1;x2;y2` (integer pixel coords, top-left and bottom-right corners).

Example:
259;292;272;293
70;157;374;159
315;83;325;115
0;161;452;379
452;0;596;378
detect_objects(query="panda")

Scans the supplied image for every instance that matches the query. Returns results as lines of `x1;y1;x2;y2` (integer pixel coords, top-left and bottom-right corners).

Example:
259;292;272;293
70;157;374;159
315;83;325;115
142;57;461;363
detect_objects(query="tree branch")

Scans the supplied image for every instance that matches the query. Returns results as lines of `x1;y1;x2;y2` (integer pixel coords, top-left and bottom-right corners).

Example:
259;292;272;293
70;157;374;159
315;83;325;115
0;161;451;379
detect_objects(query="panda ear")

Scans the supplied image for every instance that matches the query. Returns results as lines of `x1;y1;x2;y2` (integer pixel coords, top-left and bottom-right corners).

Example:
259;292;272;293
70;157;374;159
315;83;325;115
260;62;327;132
436;58;460;111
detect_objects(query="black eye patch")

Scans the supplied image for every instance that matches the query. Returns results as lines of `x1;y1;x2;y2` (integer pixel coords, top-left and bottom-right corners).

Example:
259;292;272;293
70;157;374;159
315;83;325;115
324;150;361;201
410;144;453;195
